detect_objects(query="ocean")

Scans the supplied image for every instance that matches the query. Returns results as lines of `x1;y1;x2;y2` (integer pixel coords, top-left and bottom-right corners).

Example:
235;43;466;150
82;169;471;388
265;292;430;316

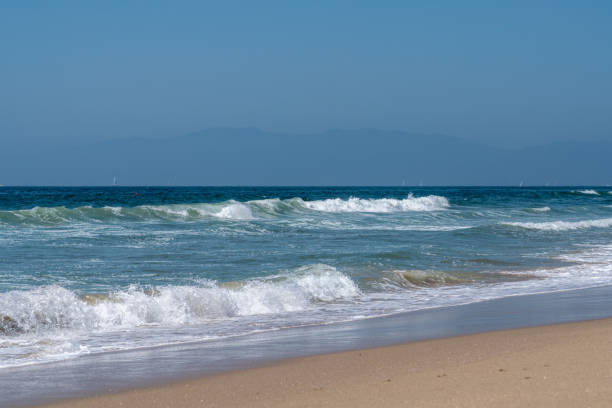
1;186;611;370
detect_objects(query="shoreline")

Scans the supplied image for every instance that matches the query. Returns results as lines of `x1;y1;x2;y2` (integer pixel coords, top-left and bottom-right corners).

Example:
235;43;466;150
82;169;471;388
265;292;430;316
5;284;612;407
33;317;612;407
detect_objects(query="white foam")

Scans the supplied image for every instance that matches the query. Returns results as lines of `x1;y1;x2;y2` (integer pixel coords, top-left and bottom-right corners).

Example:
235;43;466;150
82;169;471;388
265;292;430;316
4;246;612;368
504;218;612;231
530;206;551;212
577;189;600;195
299;194;449;213
214;202;254;220
0;195;452;226
0;265;359;334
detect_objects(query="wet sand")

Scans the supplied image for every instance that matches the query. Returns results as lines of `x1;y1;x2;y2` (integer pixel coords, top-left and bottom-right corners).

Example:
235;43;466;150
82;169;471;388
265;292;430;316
33;317;612;408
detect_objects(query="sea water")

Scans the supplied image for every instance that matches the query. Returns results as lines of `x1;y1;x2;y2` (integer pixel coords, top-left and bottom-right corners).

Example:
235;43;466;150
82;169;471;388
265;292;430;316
0;186;611;368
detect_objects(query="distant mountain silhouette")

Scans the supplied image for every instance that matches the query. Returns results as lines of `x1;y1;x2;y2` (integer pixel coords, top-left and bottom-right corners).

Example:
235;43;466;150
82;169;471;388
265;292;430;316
2;128;611;185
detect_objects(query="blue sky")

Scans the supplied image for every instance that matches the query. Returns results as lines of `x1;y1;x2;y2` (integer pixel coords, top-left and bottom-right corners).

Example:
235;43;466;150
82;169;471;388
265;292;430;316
1;1;611;147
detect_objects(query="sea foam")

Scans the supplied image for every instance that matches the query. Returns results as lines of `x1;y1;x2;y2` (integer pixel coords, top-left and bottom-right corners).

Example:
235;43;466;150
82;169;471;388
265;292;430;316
503;218;612;231
0;265;359;335
529;206;551;212
576;189;600;195
299;194;449;213
0;195;450;226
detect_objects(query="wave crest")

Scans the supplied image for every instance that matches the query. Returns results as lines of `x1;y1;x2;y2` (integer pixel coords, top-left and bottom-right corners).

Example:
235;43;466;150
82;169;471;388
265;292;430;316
300;194;449;213
0;265;359;335
503;218;612;231
386;270;470;288
576;189;600;195
528;206;551;212
0;194;450;226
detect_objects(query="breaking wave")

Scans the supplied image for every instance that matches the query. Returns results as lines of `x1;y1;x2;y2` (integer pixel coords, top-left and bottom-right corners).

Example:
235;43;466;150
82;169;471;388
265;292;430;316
0;265;359;336
299;194;449;213
503;218;612;231
0;202;255;226
575;189;600;195
0;194;450;226
529;206;551;212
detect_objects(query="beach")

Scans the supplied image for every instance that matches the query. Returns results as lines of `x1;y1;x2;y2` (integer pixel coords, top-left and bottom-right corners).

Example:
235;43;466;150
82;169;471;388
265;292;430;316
1;187;611;407
31;317;612;408
3;0;611;405
3;285;611;408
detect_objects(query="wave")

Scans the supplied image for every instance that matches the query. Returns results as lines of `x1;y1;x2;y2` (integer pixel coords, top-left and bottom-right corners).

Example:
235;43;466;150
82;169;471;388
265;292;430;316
503;218;612;231
3;246;612;368
212;202;255;220
383;270;473;288
528;206;551;212
299;194;449;213
575;189;600;195
0;265;359;336
375;269;536;290
0;202;254;225
0;195;450;226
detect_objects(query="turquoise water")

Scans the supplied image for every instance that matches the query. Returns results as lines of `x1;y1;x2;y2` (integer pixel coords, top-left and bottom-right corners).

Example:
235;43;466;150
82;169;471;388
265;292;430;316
1;186;611;368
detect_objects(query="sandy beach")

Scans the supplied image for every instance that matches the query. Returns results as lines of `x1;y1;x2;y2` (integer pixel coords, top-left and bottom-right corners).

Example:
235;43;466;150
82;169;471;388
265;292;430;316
4;0;611;406
30;317;612;408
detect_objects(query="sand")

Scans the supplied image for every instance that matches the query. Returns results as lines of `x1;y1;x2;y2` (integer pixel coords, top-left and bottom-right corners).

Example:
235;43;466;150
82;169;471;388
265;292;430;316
31;318;612;408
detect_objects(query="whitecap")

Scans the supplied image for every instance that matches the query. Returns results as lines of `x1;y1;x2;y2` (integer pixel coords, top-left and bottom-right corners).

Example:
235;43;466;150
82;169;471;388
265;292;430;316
530;206;551;212
299;194;449;213
0;265;359;335
576;189;600;195
0;195;450;226
503;218;612;231
214;202;254;220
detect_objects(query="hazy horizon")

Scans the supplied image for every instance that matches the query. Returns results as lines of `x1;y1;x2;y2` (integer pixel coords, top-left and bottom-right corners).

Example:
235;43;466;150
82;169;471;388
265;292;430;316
1;127;611;186
2;2;611;184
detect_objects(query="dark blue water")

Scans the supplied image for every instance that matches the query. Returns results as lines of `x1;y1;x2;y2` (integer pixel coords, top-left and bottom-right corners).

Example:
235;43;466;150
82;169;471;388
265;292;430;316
0;186;611;368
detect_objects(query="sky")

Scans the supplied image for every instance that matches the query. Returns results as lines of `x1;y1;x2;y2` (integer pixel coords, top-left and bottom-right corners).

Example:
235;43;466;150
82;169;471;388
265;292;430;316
1;1;611;148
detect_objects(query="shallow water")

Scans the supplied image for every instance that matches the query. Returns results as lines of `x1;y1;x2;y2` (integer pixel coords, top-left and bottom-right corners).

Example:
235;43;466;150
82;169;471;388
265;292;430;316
4;285;612;408
0;186;611;368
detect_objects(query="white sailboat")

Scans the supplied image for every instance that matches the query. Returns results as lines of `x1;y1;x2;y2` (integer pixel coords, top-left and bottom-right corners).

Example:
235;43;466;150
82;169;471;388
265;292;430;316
113;176;118;186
